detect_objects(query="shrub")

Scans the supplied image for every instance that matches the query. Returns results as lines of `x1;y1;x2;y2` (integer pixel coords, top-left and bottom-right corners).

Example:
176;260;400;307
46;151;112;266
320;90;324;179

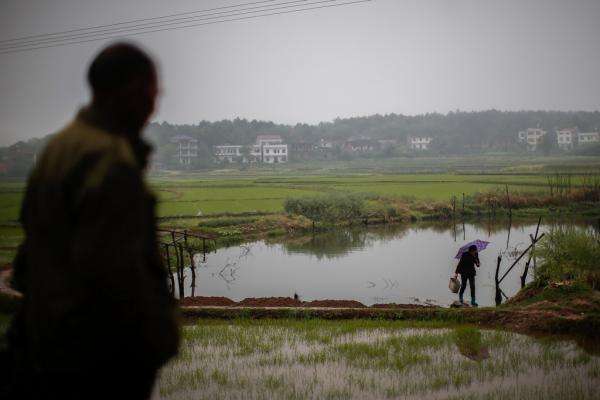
536;227;600;288
283;194;366;225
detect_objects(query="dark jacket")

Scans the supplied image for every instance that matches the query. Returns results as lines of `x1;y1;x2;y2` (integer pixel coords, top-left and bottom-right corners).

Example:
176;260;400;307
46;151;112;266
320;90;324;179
455;252;480;277
5;110;179;383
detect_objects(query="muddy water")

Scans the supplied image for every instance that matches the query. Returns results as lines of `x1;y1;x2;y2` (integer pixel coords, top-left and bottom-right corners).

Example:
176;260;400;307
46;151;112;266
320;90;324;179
176;219;595;307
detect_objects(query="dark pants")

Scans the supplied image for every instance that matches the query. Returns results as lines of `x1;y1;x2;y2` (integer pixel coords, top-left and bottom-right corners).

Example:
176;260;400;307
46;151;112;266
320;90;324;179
459;274;475;301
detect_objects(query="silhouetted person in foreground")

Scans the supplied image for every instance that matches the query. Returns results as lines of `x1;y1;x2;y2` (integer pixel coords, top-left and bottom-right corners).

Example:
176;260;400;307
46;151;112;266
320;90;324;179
2;43;179;399
454;245;480;307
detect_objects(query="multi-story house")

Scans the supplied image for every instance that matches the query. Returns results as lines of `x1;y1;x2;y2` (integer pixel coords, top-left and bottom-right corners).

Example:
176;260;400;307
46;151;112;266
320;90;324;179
213;135;288;164
172;135;198;165
518;128;546;151
556;128;578;150
214;145;243;163
578;131;600;145
256;135;288;163
343;138;379;153
407;136;433;151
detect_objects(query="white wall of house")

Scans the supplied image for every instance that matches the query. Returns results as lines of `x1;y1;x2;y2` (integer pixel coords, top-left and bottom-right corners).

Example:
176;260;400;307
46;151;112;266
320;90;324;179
214;145;243;162
578;132;600;145
261;144;288;163
213;135;288;164
173;136;198;164
518;128;546;151
408;136;432;150
557;129;576;150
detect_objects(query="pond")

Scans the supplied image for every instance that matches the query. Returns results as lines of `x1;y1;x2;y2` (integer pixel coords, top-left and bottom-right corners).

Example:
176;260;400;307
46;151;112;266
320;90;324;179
176;219;595;307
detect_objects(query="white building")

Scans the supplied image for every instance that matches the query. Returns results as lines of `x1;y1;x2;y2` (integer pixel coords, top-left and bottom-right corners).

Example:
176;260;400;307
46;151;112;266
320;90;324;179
213;135;288;164
172;135;198;165
556;128;577;150
214;145;243;163
518;128;546;151
256;135;288;163
408;136;433;150
578;131;600;145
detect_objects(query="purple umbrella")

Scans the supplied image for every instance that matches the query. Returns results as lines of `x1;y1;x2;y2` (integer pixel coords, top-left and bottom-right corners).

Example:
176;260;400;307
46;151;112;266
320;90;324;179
455;240;490;259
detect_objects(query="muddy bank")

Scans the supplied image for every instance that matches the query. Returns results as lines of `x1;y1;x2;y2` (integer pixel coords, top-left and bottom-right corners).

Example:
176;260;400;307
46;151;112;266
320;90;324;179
179;296;429;309
179;283;600;339
180;304;600;339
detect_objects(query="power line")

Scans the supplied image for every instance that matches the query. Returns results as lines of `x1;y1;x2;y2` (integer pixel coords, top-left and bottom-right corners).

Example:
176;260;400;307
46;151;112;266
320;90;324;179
0;0;315;49
0;0;371;55
0;0;282;44
0;0;328;51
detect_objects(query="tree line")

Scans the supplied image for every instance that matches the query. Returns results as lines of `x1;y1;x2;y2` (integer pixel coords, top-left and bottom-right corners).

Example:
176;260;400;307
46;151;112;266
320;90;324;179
2;110;599;175
147;110;600;168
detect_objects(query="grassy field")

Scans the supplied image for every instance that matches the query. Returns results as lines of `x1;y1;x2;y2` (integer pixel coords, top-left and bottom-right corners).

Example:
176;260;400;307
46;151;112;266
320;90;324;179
0;173;551;222
159;319;600;400
3;154;600;222
151;172;591;218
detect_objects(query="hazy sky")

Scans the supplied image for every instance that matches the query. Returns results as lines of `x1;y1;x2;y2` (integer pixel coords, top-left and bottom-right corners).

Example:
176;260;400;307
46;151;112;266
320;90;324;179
1;0;599;145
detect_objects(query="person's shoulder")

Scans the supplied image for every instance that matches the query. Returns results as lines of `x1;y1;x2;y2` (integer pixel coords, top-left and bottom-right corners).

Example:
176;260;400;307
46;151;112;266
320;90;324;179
33;117;138;189
60;118;135;164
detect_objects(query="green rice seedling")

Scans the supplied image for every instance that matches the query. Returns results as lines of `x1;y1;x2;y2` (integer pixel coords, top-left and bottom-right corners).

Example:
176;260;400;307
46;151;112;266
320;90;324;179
262;375;285;390
156;319;599;400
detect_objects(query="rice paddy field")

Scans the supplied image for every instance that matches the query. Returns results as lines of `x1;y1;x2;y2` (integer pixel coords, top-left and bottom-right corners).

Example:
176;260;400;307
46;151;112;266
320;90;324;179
158;319;600;400
0;173;547;223
2;153;600;222
149;173;553;217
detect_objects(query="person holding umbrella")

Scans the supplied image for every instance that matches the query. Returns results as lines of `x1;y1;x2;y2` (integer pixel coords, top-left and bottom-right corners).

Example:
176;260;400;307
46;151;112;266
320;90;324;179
454;242;485;307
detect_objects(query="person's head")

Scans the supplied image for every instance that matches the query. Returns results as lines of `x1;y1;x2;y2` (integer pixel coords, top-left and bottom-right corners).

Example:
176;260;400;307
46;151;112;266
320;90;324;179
468;245;478;255
87;42;158;138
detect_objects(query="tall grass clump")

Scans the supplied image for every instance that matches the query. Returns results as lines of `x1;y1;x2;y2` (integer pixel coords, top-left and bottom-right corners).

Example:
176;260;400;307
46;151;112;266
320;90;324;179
283;194;366;227
537;227;600;289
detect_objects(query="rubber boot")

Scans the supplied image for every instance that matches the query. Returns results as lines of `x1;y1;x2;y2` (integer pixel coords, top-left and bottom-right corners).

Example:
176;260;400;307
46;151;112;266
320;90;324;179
459;295;464;304
471;298;478;307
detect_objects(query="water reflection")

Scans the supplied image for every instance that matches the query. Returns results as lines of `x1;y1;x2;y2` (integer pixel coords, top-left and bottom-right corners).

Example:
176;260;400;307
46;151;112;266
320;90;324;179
175;219;593;307
280;225;416;260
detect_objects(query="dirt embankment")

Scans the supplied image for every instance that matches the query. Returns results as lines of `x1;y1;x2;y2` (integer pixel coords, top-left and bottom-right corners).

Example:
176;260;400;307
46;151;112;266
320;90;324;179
179;283;600;339
179;296;432;309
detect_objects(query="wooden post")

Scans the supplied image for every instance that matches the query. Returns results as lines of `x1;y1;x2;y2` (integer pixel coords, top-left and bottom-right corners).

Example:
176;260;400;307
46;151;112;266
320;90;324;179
495;255;502;306
505;184;512;219
452;196;456;219
520;259;531;288
462;193;465;215
177;243;185;298
520;217;542;288
506;217;512;250
498;233;545;284
164;244;175;297
184;231;196;298
453;219;457;242
173;235;181;296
